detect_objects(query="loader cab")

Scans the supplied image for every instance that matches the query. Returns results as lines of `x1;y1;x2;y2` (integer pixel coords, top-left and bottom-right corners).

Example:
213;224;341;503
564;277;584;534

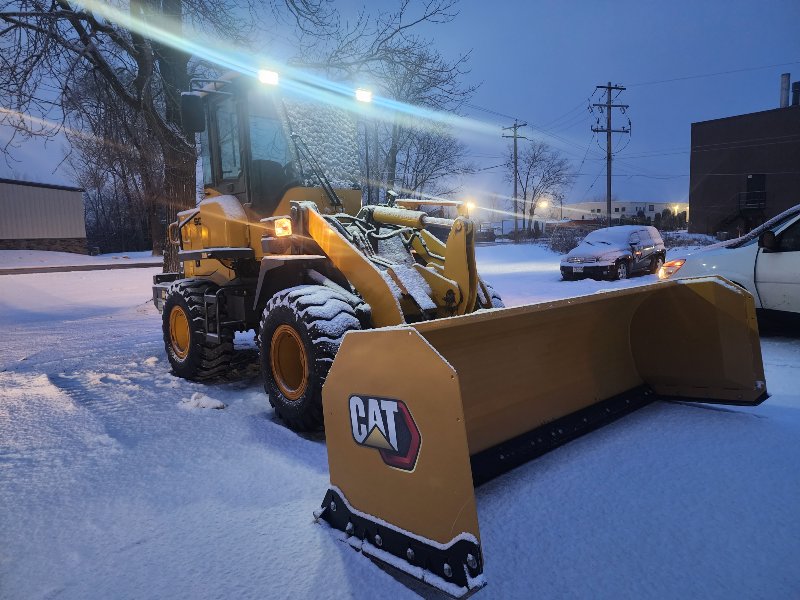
185;78;300;217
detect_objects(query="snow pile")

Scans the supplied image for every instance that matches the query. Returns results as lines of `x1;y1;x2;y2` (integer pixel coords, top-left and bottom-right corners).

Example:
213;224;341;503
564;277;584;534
178;392;226;410
0;249;157;268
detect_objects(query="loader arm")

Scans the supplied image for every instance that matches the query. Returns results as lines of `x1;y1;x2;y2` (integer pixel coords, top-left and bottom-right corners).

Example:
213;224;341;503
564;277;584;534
297;202;482;323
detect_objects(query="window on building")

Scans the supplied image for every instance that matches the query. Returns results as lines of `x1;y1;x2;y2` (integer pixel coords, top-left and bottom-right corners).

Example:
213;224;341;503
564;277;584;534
614;207;620;213
649;205;655;212
621;207;626;212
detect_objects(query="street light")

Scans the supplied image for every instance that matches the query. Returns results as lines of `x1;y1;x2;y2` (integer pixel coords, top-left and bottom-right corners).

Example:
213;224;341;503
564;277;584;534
465;200;476;217
355;88;373;103
539;200;549;208
257;69;279;85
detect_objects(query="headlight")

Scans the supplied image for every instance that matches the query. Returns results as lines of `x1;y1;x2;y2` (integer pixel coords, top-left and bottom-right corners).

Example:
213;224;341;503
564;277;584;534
658;259;685;279
274;218;292;237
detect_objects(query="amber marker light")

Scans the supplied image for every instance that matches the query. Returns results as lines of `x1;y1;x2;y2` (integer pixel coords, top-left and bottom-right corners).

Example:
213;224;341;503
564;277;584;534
658;259;685;279
274;218;292;237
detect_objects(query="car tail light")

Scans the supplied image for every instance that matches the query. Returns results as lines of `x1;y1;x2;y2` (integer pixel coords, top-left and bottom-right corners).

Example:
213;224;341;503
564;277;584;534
658;259;685;279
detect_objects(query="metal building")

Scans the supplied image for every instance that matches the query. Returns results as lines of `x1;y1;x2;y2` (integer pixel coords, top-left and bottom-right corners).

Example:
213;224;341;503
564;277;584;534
0;178;87;253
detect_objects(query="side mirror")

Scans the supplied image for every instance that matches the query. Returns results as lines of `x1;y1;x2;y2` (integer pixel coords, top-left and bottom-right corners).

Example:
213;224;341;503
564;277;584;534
758;230;778;252
181;92;206;134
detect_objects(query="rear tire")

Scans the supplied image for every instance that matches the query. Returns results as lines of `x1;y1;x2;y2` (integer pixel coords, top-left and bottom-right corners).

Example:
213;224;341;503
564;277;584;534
259;285;364;432
162;280;235;380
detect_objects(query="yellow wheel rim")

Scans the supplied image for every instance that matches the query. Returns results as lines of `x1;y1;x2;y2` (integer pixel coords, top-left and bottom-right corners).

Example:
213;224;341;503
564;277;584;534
270;324;308;401
169;305;191;360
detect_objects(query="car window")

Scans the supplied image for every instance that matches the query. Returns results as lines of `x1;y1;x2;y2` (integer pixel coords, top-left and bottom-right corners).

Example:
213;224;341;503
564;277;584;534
629;232;640;245
638;229;652;244
778;218;800;252
729;206;800;248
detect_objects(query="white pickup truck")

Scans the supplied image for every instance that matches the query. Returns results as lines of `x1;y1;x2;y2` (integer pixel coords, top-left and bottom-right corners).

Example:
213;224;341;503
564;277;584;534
660;204;800;318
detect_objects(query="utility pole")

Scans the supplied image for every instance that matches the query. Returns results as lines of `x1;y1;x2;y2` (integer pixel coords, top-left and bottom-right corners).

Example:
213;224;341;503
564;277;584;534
502;120;527;241
592;83;630;227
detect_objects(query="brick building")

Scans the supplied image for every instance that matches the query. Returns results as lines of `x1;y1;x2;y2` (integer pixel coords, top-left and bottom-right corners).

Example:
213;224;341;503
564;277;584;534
689;80;800;236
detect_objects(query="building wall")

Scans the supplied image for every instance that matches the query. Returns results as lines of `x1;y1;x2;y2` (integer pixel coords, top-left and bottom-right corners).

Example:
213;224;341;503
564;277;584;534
559;200;688;221
689;105;800;235
0;179;87;253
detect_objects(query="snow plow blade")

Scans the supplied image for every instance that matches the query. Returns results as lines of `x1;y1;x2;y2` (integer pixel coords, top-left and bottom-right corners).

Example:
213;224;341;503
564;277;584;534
316;276;767;596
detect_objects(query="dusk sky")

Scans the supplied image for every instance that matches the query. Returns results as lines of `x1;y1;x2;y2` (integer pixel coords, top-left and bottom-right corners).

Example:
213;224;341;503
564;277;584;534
2;0;798;211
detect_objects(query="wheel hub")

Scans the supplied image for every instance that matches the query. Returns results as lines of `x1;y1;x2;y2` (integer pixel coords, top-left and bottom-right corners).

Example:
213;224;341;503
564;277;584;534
270;324;309;401
169;305;191;360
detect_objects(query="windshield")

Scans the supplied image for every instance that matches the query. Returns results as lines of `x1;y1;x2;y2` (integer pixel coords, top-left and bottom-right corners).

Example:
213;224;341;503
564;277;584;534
282;98;361;189
583;227;639;247
727;204;800;248
249;93;292;167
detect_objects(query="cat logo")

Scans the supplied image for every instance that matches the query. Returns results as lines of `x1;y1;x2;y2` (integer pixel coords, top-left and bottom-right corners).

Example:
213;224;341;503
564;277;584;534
349;395;421;471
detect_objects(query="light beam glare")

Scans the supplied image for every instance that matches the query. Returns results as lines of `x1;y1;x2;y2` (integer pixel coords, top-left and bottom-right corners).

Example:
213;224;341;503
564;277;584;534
74;0;500;138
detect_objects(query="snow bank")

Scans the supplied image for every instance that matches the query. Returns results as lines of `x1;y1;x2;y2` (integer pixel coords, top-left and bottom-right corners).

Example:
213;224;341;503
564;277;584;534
0;249;158;268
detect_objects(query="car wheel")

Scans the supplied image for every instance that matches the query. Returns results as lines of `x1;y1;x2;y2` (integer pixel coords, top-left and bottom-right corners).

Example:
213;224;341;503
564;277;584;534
651;255;664;274
615;261;629;280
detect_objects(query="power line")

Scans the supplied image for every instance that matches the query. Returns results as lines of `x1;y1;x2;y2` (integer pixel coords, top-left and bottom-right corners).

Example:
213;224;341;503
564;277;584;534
628;59;800;87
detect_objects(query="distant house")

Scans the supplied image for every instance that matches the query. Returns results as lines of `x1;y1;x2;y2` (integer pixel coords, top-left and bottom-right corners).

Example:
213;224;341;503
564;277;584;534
689;77;800;236
0;178;87;253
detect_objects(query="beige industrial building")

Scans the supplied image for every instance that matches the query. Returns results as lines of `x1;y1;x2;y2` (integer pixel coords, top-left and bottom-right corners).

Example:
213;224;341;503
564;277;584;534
558;200;689;222
0;178;87;253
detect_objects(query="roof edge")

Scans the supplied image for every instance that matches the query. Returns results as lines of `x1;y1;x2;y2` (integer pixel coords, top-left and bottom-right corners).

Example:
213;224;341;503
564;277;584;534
0;178;85;193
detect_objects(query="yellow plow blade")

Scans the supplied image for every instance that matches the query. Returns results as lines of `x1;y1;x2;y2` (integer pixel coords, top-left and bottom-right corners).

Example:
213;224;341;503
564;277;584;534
317;277;766;596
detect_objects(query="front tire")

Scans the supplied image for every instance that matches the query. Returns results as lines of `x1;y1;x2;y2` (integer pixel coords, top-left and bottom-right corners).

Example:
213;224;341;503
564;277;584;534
162;280;235;380
651;254;665;274
259;285;364;431
614;260;629;281
477;281;505;308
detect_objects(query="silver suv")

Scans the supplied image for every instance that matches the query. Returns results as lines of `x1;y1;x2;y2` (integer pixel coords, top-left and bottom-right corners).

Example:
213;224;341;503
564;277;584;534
560;225;666;281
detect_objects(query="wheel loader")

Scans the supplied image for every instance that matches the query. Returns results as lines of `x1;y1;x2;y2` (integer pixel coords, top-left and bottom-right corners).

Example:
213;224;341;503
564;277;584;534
154;72;768;597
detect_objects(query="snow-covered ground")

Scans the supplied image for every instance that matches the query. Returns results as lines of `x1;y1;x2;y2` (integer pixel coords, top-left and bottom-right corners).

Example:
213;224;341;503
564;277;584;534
1;244;799;599
0;249;158;269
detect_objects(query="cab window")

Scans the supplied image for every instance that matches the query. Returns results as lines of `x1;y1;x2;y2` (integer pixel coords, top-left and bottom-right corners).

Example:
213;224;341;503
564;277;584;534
198;127;213;186
249;95;291;167
215;97;242;180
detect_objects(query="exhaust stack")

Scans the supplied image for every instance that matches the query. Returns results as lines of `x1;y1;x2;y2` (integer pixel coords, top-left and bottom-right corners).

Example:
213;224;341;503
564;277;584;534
780;73;790;108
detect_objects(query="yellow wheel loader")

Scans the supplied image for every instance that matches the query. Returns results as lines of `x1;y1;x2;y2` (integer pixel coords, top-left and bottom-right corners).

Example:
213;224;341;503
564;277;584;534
153;73;504;430
154;72;768;597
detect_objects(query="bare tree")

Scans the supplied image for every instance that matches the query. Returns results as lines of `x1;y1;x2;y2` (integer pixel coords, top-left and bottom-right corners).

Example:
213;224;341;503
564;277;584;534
0;0;328;268
1;0;471;266
505;140;572;233
291;1;475;203
394;126;472;198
